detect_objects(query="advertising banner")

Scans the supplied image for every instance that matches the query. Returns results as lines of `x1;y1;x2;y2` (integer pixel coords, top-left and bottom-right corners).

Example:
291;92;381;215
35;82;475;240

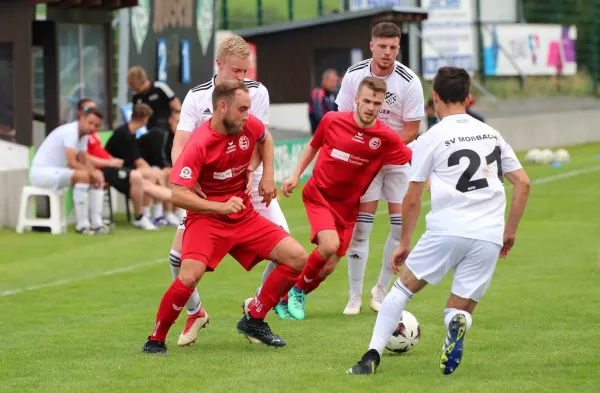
421;0;476;80
482;24;577;76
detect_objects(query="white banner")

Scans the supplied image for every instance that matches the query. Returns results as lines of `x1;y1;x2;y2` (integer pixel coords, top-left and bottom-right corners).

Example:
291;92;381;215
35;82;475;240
482;24;577;76
348;0;408;10
421;0;476;80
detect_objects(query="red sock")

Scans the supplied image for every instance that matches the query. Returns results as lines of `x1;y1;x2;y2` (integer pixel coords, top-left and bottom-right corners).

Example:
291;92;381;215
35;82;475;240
296;248;329;292
250;264;299;319
303;274;325;294
282;273;326;302
151;278;194;342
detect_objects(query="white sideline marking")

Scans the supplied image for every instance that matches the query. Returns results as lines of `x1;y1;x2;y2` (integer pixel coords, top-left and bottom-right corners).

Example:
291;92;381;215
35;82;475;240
0;259;162;297
2;165;600;298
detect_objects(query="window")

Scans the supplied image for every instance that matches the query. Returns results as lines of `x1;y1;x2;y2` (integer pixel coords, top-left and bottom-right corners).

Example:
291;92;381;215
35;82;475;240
0;43;15;143
58;24;106;126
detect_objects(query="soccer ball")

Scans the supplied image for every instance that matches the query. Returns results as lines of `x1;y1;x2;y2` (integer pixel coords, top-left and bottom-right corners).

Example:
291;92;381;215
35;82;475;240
525;149;541;163
385;310;421;353
553;148;570;163
539;149;554;164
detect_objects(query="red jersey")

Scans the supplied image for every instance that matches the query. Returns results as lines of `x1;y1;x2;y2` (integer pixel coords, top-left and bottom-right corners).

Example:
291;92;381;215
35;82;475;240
307;111;412;225
87;132;111;160
170;114;267;222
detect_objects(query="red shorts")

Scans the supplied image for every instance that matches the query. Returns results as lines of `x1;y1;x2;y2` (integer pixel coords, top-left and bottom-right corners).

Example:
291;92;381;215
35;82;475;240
181;211;290;271
302;182;354;257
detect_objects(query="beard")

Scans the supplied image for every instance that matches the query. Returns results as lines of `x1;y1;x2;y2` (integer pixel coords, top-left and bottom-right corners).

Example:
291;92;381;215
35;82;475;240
356;105;376;126
223;117;244;135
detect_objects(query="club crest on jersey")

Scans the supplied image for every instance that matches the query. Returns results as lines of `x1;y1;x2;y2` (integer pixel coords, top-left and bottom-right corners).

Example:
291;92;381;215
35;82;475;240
239;135;250;150
179;166;192;179
369;137;381;150
385;92;397;105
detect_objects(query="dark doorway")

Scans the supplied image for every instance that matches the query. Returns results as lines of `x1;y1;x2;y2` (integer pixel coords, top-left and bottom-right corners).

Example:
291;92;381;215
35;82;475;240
32;21;59;137
313;48;353;90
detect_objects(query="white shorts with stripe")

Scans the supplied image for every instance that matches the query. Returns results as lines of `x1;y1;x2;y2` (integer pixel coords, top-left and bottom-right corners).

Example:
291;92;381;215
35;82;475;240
29;166;74;191
405;233;501;302
360;164;409;204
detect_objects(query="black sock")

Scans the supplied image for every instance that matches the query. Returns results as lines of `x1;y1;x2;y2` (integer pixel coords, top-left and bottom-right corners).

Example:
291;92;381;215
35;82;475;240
135;214;144;221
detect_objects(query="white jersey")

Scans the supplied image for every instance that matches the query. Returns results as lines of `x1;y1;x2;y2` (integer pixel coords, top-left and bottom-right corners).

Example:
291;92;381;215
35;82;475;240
409;114;523;246
31;121;88;168
177;76;270;183
335;59;425;133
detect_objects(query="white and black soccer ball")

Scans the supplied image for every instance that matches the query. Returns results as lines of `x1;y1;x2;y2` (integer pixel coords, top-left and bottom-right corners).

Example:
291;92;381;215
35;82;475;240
553;148;570;163
385;310;421;353
538;149;554;164
525;149;541;163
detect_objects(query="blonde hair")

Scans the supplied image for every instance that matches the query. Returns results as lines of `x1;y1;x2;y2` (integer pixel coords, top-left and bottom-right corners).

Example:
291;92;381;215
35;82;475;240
217;35;251;61
127;66;148;88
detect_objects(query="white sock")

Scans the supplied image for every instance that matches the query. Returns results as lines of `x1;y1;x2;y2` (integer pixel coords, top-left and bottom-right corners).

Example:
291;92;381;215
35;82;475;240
143;206;151;217
89;188;104;228
368;279;414;355
347;213;375;296
169;249;202;315
153;203;164;218
262;261;277;284
378;214;402;288
444;308;473;332
73;183;91;230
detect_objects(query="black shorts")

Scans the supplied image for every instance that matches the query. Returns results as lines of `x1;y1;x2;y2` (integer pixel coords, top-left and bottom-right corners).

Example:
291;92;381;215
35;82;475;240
103;167;131;195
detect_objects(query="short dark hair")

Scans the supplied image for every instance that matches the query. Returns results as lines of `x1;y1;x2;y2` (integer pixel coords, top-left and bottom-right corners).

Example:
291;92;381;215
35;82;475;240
81;106;103;120
433;66;471;104
358;76;387;96
77;98;95;111
131;103;153;121
212;80;249;109
371;22;401;40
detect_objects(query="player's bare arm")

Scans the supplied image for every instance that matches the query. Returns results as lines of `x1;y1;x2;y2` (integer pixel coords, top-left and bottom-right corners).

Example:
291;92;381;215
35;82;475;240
501;168;531;258
66;148;86;171
281;144;318;197
256;130;276;206
79;151;103;187
391;181;424;273
172;130;192;164
134;158;151;169
170;97;182;113
171;184;245;215
87;155;123;168
398;120;421;145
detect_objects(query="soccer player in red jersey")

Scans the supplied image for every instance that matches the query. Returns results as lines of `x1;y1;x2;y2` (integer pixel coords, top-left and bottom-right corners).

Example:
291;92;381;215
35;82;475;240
142;80;307;354
274;77;413;320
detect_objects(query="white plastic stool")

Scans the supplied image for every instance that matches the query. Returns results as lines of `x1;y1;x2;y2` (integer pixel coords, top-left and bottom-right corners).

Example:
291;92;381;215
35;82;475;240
16;186;68;235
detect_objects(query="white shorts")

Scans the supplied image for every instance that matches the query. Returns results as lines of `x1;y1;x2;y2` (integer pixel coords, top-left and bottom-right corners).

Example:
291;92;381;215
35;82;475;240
29;167;74;191
360;164;409;204
405;233;501;302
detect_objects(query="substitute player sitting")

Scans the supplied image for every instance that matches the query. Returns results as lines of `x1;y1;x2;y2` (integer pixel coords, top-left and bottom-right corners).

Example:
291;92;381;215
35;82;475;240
142;80;307;354
275;77;413;321
347;66;531;375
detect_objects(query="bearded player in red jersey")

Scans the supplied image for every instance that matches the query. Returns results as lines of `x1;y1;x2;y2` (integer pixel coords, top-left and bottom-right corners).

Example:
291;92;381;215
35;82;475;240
142;80;307;353
274;77;413;320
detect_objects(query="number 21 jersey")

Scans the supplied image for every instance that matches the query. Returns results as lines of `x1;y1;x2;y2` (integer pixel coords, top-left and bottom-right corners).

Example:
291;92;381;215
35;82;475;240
409;114;523;246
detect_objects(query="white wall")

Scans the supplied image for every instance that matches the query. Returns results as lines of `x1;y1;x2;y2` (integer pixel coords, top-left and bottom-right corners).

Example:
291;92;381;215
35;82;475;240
270;104;312;134
0;140;29;170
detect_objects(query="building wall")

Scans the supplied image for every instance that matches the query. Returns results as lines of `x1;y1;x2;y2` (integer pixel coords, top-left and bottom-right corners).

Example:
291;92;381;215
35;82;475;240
0;2;34;146
127;0;216;102
246;18;374;104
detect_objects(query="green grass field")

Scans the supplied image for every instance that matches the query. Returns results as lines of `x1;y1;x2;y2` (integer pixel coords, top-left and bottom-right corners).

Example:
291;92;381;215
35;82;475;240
218;0;340;28
2;143;600;393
